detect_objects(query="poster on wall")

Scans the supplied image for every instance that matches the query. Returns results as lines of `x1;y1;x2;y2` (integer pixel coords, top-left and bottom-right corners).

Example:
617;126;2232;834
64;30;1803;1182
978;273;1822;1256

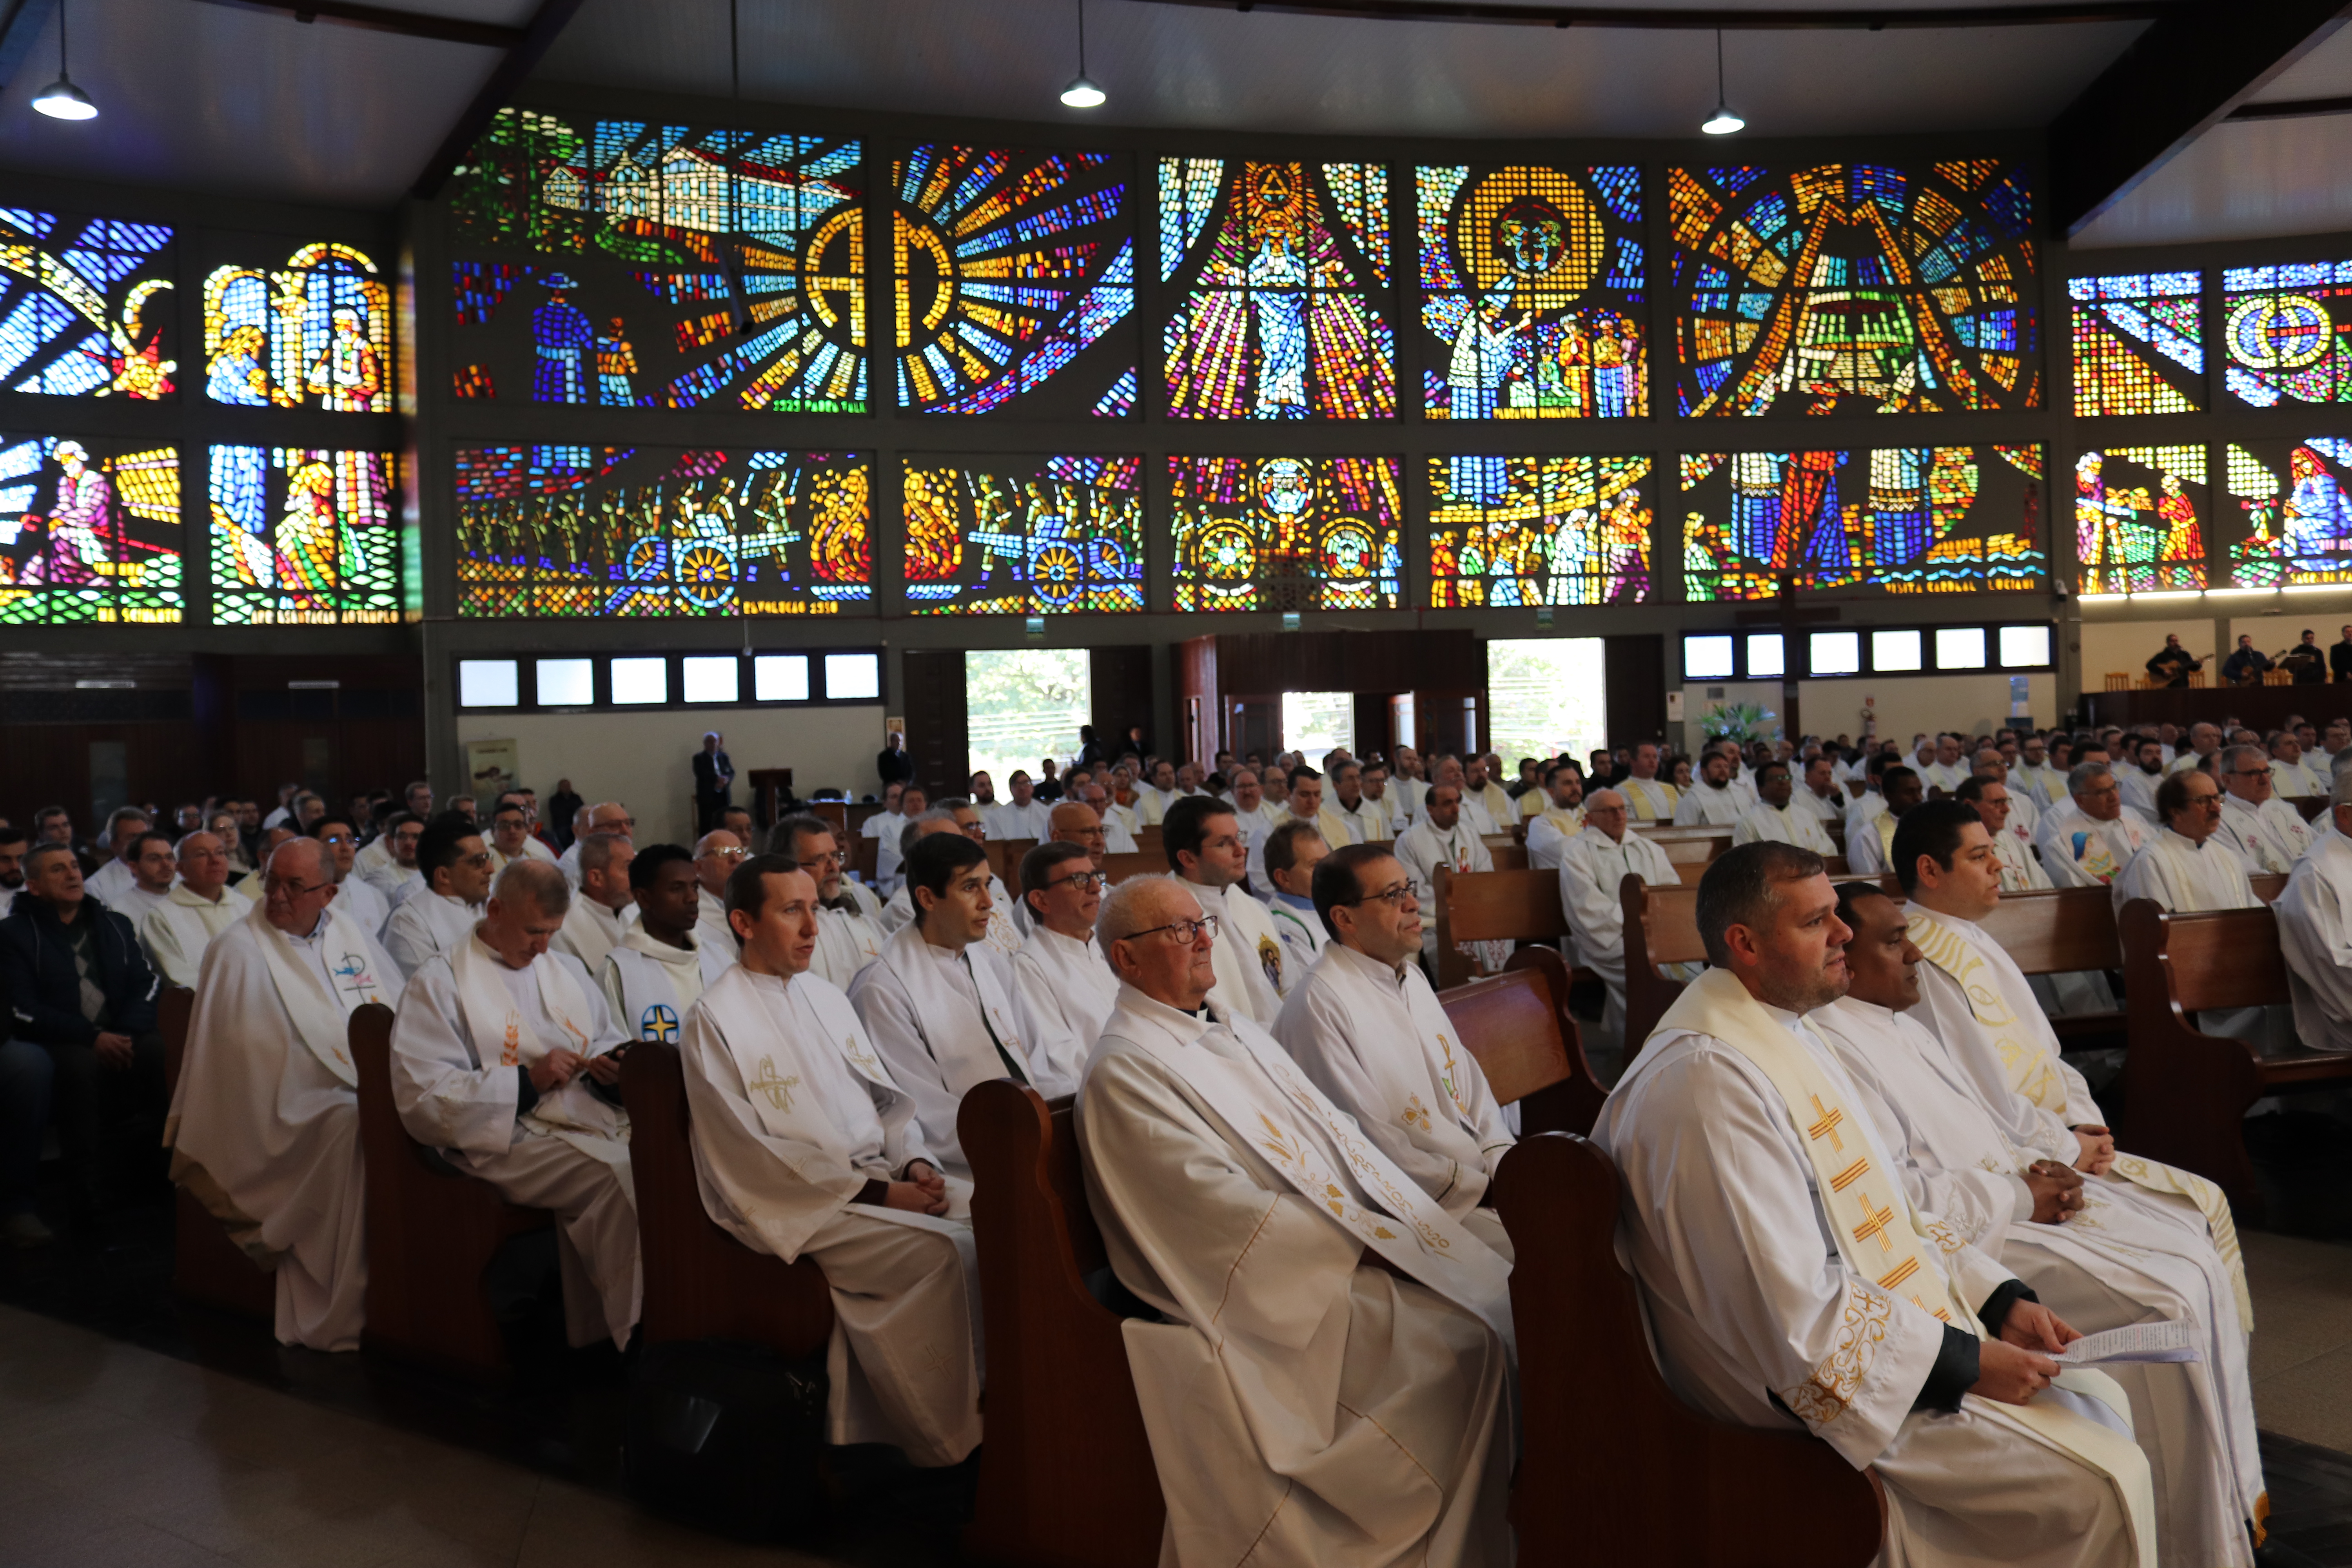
466;738;520;802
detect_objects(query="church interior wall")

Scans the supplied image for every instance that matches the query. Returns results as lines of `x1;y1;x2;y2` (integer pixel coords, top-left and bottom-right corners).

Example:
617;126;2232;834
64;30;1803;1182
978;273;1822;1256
1677;673;2057;757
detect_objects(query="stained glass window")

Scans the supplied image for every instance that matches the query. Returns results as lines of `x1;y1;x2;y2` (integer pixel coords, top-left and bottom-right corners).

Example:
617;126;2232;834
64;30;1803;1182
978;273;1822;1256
2074;446;2207;593
892;146;1133;415
454;446;871;617
2223;438;2352;586
209;447;400;624
1678;446;2045;601
445;108;865;412
1169;456;1400;610
1417;164;1644;419
2222;263;2352;407
1670;161;2037;417
0;436;179;623
902;456;1143;613
0;209;174;399
2071;272;2201;416
203;244;389;411
1160;160;1394;419
1427;455;1653;606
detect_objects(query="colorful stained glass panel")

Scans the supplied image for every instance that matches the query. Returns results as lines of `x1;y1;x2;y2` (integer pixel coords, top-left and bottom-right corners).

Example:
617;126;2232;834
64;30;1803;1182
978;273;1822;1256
1169;456;1400;611
1160;160;1394;420
0;209;174;399
902;456;1143;613
2071;272;2201;416
203;245;390;411
0;436;180;624
1678;446;2045;601
892;146;1134;415
1671;160;2038;417
445;108;865;412
209;447;400;624
2224;438;2352;586
1428;455;1653;606
2075;446;2207;593
2223;263;2352;407
1417;164;1644;419
454;446;871;617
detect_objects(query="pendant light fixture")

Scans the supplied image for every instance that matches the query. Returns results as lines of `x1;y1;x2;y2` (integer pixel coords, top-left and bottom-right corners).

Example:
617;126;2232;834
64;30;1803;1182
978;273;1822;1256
1060;0;1105;109
32;0;96;121
1700;29;1742;136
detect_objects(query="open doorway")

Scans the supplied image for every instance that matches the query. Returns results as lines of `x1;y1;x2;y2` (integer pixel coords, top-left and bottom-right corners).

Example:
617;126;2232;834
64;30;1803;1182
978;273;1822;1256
1281;691;1354;759
1487;639;1607;763
965;649;1090;784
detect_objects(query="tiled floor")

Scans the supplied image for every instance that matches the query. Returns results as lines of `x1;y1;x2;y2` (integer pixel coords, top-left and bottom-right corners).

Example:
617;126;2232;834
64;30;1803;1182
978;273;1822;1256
2;1200;2351;1566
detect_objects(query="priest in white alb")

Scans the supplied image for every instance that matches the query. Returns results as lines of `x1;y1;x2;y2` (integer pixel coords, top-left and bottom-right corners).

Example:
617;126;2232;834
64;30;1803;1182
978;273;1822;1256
1949;777;2118;1021
601;844;734;1045
1078;873;1514;1568
679;854;981;1467
1162;795;1295;1025
1244;767;1357;897
2213;744;2313;876
1593;842;2158;1568
389;860;640;1349
1392;782;1506;977
553;833;634;977
2036;764;2155;889
312;815;388;939
876;808;1023;967
166;839;399;1352
141;831;250;989
1272;843;1513;1256
2108;772;2290;1051
382;813;494;978
2278;784;2352;1054
1817;879;2269;1568
1261;821;1332;969
1557;788;1679;1067
1732;759;1836;854
1844;766;1924;874
1671;749;1746;826
691;829;748;952
766;817;884;989
1520;761;1586;872
1009;840;1118;1096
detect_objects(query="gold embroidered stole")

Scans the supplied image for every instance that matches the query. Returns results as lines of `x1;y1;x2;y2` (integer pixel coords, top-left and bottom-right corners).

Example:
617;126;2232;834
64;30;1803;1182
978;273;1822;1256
1906;908;2252;1331
1873;812;1897;863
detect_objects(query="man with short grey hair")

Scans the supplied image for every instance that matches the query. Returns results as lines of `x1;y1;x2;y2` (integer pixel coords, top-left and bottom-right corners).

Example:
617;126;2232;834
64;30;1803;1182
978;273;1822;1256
2035;762;2153;888
554;833;635;976
771;815;885;987
2213;742;2312;876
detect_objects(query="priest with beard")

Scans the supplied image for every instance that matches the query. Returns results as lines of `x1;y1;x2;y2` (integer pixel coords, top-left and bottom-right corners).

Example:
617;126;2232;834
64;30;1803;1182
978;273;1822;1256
389;860;639;1350
1009;840;1117;1094
1670;748;1747;827
1593;843;2158;1568
677;854;980;1468
601;844;735;1044
1815;880;2269;1568
771;815;885;989
1077;873;1514;1568
1520;760;1587;873
166;838;400;1351
2036;764;2154;889
1271;844;1514;1257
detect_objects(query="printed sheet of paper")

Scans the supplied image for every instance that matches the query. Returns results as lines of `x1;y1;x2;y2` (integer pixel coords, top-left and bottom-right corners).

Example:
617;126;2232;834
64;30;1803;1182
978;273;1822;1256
2054;1319;2202;1366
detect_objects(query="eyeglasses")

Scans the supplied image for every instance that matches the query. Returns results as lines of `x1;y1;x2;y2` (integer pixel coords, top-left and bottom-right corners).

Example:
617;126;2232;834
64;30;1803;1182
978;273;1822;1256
263;877;330;897
706;846;749;862
795;850;843;871
1045;871;1107;893
1338;880;1417;909
2230;766;2272;778
461;851;492;867
1124;913;1220;946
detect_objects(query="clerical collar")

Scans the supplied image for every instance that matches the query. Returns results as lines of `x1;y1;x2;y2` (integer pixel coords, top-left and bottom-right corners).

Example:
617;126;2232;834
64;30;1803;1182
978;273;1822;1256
1834;994;1898;1024
2161;828;2212;851
741;965;791;994
1272;891;1315;911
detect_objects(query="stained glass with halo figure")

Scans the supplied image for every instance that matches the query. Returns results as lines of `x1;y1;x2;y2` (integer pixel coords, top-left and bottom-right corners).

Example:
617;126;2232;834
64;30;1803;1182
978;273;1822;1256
1427;455;1653;606
1169;455;1400;611
454;445;871;617
203;245;390;411
2223;438;2352;587
209;447;401;624
2074;445;2207;594
902;456;1143;613
0;436;179;624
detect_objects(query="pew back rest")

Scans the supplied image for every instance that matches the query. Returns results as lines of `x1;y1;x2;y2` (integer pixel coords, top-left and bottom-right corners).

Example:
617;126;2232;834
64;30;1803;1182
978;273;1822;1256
1439;867;1570;945
1634;880;1707;969
1971;886;2122;975
1098;851;1163;886
1437;949;1606;1137
2122;900;2292;1013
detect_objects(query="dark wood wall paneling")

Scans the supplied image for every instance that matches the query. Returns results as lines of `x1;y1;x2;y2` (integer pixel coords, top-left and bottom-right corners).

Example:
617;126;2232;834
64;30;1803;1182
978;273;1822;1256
1604;635;1670;750
900;648;969;798
1087;646;1156;756
1171;631;1489;766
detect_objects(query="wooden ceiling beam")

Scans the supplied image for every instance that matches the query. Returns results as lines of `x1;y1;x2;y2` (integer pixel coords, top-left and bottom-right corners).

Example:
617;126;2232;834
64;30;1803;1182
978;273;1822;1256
408;0;583;201
187;0;524;50
1126;0;2171;27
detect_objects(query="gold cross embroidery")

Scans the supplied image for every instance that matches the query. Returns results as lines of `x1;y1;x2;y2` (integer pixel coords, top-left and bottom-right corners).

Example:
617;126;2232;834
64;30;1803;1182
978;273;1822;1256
748;1058;800;1112
843;1034;878;1069
1807;1094;1845;1152
1851;1190;1897;1255
500;1013;521;1068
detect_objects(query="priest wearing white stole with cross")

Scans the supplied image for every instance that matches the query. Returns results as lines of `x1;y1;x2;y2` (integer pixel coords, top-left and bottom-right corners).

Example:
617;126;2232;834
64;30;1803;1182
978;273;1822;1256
1594;842;2158;1568
167;839;399;1352
389;860;640;1349
679;855;981;1467
875;810;1024;972
1009;841;1117;1092
1272;844;1514;1256
1077;873;1515;1568
1817;880;2270;1567
849;831;1058;1179
1392;782;1507;978
771;815;885;990
2213;743;2314;877
601;845;735;1046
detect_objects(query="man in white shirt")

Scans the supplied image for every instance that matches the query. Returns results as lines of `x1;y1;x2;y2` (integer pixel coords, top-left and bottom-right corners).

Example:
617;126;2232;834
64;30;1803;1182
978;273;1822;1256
1009;840;1117;1088
1328;759;1391;845
1463;755;1514;834
84;808;154;908
1732;760;1835;854
1161;794;1294;1026
873;786;930;896
310;815;388;937
382;813;494;979
2278;782;2352;1054
485;800;539;877
1388;745;1428;824
2036;764;2153;889
1922;733;1969;794
2266;731;2324;800
1075;783;1140;852
1224;768;1285;835
2214;743;2313;876
1245;767;1357;897
1136;760;1181;827
558;802;635;888
107;831;179;932
691;829;749;953
861;781;906;851
141;831;250;989
1671;749;1746;827
553;834;634;977
1522;761;1587;872
966;769;999;833
678;855;980;1468
360;813;426;911
770;816;883;989
1261;820;1331;968
1359;760;1401;836
2111;772;2281;1047
1845;766;1925;875
2013;735;2067;808
1794;753;1846;826
389;860;639;1349
2167;722;2223;778
1392;782;1505;979
2117;738;2167;821
1557;789;1680;1069
601;843;733;1045
990;771;1054;842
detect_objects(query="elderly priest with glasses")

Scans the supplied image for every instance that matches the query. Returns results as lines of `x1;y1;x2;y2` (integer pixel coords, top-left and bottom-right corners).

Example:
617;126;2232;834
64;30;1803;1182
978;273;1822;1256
1078;872;1514;1568
1593;842;2158;1568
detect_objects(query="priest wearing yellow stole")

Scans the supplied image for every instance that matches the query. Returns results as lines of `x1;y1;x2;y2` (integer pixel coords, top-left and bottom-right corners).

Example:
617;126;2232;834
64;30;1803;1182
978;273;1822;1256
1732;758;1836;854
1593;842;2157;1568
389;860;639;1349
1078;874;1514;1568
679;855;980;1466
167;839;399;1351
1520;760;1587;872
1818;879;2268;1568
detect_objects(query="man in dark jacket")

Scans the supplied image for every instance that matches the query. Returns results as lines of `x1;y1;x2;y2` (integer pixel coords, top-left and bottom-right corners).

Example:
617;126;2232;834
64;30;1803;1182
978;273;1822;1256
692;730;735;833
0;842;165;1220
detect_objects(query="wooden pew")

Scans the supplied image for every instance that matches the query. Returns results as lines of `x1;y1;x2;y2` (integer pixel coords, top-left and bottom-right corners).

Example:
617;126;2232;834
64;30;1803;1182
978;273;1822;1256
2118;898;2352;1223
960;1082;1164;1568
1958;886;2129;1047
1098;851;1161;884
1439;947;1608;1137
1479;833;1528;871
849;829;881;887
2293;796;2328;823
2251;872;2287;904
1661;834;1730;887
991;837;1039;897
160;986;277;1322
1132;824;1162;862
348;1004;554;1380
808;799;848;847
1494;1133;1885;1568
618;1039;834;1356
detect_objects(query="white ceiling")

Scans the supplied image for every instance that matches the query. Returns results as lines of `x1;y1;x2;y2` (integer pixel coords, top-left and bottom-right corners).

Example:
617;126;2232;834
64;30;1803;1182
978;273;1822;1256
0;0;2337;254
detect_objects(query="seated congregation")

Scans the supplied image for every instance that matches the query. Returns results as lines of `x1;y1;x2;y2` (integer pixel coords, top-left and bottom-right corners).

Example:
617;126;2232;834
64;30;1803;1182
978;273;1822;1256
6;714;2344;1568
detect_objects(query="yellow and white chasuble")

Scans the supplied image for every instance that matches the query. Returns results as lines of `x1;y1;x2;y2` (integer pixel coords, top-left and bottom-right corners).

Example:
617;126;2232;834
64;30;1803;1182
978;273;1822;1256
1523;804;1585;872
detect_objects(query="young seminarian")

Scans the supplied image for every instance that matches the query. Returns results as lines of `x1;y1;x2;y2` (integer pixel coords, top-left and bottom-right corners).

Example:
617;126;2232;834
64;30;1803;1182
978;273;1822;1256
1594;843;2160;1568
848;829;1062;1179
1008;840;1117;1086
601;843;735;1045
1271;842;1514;1255
1077;873;1514;1567
1818;877;2267;1568
1161;792;1295;1026
167;838;401;1352
388;859;641;1350
381;810;493;979
677;853;981;1467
